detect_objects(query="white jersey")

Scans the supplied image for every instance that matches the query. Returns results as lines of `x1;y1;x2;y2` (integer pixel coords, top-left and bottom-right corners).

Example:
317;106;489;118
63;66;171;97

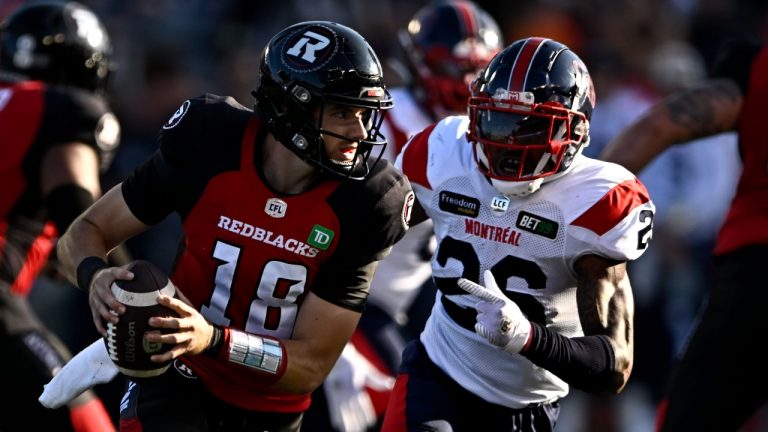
395;116;655;408
368;88;435;319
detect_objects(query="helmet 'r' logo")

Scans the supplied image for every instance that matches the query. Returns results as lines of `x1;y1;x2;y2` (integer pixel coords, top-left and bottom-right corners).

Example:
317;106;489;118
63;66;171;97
282;25;338;73
287;31;329;62
163;100;190;130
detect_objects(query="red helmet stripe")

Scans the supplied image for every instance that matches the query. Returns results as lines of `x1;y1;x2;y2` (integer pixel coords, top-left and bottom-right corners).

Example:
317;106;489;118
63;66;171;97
454;1;477;36
507;37;548;92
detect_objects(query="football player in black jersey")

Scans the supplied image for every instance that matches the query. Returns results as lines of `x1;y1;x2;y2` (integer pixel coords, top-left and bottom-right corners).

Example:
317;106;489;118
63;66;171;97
57;21;412;432
601;38;768;432
0;2;119;431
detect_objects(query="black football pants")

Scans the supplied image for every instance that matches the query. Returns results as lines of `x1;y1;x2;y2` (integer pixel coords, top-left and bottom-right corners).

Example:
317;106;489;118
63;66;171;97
119;359;303;432
383;340;560;431
658;246;768;431
0;284;75;431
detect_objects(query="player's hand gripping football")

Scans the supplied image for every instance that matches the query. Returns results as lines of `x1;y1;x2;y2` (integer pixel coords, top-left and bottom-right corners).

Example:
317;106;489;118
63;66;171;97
145;290;216;362
88;264;132;336
457;270;532;354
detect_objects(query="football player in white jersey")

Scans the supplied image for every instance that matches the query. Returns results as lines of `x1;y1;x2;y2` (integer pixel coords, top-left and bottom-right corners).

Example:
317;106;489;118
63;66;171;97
304;3;503;432
381;37;655;431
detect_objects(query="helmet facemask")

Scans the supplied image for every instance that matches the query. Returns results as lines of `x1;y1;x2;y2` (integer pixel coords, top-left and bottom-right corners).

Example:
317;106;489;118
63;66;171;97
297;91;391;180
469;90;589;196
467;37;595;197
255;76;392;181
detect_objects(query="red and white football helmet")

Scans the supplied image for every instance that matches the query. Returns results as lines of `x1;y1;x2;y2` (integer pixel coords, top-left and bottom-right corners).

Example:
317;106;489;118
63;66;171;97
468;37;596;196
400;0;502;118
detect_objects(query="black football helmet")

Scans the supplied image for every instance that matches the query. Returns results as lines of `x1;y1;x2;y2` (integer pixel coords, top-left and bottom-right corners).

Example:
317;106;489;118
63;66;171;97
253;21;393;181
400;0;502;118
0;1;113;93
468;37;596;196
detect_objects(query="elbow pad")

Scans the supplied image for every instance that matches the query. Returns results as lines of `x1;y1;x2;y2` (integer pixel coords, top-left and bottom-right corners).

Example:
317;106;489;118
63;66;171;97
521;323;617;393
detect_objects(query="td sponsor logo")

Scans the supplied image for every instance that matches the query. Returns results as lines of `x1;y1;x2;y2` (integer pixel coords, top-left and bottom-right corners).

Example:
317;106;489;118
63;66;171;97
307;225;334;250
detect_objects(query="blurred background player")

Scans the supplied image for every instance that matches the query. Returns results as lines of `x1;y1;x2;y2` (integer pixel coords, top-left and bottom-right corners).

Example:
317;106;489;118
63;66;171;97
0;2;120;431
382;36;655;431
302;2;503;431
600;37;768;432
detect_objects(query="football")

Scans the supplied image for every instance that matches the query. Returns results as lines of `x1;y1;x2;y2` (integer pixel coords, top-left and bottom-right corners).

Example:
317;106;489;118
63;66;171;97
104;260;178;378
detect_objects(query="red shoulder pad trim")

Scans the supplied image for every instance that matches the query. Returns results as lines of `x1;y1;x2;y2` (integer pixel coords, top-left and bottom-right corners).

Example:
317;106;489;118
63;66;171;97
572;178;650;236
400;124;436;190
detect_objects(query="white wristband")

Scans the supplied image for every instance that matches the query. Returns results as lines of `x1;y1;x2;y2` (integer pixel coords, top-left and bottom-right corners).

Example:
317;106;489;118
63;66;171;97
228;330;283;374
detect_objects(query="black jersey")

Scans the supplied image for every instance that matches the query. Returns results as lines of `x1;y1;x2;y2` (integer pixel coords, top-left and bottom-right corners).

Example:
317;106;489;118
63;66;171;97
711;41;768;255
121;94;412;412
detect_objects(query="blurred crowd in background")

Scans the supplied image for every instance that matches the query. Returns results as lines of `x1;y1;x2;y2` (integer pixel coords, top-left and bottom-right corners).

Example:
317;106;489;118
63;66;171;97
3;0;766;430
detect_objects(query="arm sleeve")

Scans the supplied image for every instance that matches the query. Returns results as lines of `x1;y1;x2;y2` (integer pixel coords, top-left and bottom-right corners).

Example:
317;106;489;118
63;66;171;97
521;323;617;393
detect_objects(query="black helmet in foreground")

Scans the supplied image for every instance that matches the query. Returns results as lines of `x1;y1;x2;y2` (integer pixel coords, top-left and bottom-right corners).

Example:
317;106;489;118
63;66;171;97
254;21;393;180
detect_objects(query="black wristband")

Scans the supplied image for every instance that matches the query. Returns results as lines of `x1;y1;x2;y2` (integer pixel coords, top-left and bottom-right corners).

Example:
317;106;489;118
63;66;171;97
205;325;225;357
76;256;109;292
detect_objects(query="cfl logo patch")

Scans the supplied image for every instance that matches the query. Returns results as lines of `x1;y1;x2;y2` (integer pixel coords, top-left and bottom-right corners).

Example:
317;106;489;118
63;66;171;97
265;198;287;218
